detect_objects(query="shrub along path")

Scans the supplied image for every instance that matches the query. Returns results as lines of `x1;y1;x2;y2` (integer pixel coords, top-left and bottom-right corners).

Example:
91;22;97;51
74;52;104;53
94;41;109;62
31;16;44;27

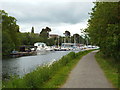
61;50;113;88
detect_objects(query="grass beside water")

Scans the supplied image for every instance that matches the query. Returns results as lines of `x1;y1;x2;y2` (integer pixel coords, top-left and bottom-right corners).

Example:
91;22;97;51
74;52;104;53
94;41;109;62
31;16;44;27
2;50;94;88
95;52;119;88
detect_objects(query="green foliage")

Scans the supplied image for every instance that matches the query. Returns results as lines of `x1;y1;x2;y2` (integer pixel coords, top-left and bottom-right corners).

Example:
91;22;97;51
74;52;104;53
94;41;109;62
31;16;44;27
19;33;41;45
31;27;34;33
2;50;94;88
40;27;51;38
86;2;120;60
63;30;71;37
2;31;15;56
1;10;20;56
95;52;119;88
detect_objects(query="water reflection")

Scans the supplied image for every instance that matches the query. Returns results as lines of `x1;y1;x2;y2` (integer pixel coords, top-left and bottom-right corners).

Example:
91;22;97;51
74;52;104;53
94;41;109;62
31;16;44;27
2;51;71;76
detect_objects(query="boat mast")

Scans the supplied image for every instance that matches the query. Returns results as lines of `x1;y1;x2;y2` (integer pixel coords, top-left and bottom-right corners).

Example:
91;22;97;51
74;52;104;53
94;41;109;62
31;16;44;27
74;35;76;46
58;36;59;47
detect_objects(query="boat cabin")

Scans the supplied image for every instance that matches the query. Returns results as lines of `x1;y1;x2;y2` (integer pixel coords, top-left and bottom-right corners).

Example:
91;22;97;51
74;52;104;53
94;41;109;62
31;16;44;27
34;42;47;48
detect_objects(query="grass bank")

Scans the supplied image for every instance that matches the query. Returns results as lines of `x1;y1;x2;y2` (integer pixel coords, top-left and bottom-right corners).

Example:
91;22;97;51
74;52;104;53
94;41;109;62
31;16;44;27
3;50;94;88
95;52;119;88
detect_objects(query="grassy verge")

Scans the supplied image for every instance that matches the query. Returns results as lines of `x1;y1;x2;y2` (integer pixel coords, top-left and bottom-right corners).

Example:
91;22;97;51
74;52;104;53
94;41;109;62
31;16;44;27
2;50;94;88
95;51;119;88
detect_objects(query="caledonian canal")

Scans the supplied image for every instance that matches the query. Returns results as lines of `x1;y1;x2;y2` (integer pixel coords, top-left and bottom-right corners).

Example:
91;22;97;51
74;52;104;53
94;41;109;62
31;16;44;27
3;51;76;77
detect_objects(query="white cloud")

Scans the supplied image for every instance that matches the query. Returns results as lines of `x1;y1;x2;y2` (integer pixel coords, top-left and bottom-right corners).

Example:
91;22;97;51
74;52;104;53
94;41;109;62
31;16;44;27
49;22;88;36
18;21;87;36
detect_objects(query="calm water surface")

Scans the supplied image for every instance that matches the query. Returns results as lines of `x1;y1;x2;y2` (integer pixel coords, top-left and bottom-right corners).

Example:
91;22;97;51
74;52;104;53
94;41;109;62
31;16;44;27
3;51;73;76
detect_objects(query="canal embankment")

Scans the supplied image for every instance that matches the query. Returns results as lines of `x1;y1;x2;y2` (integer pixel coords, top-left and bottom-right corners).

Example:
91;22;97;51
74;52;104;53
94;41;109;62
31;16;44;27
2;50;94;88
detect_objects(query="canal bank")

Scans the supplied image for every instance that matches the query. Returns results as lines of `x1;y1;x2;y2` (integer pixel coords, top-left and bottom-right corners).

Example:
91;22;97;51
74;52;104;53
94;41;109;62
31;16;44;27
2;50;94;88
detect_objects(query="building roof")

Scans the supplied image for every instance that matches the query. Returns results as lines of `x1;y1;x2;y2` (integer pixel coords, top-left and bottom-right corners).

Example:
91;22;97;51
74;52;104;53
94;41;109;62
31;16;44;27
49;34;59;38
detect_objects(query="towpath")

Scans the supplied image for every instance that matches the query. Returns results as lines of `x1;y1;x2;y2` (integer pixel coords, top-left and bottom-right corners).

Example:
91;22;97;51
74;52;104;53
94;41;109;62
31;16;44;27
61;50;113;88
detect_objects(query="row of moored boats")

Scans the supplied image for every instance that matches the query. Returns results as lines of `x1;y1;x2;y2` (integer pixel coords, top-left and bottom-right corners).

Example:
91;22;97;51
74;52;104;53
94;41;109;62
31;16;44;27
31;42;99;54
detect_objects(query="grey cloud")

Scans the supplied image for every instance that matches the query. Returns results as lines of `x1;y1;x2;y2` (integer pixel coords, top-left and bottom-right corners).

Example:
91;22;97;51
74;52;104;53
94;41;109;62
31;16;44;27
0;1;94;35
0;2;94;24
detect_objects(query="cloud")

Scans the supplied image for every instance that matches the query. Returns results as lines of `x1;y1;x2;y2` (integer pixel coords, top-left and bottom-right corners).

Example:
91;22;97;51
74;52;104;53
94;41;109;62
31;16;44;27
19;21;88;36
0;0;94;35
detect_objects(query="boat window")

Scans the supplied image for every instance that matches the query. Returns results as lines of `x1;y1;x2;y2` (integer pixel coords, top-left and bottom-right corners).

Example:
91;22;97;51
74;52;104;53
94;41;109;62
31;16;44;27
42;44;44;48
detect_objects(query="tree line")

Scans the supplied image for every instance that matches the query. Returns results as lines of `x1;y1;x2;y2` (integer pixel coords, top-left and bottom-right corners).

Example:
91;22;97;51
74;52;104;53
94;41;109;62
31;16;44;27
86;2;120;61
1;10;88;56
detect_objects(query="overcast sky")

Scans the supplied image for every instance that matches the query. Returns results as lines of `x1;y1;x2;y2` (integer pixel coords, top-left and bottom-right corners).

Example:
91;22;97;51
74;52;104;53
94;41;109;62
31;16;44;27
0;0;95;36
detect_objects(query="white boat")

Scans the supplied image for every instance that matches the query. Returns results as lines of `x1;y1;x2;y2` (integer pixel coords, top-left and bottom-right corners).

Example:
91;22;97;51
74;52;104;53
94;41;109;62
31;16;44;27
46;46;55;51
34;42;48;54
61;43;74;51
34;42;54;54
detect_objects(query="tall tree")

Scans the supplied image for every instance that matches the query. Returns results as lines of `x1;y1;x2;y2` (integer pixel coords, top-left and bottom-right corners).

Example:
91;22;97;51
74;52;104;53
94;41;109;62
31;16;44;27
40;27;51;38
63;31;71;43
86;2;120;60
63;30;71;37
1;10;20;56
31;26;34;33
73;33;80;43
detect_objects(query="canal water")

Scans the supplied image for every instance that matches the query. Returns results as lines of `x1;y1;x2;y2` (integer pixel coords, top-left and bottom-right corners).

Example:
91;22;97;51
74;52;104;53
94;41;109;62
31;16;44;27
2;51;73;77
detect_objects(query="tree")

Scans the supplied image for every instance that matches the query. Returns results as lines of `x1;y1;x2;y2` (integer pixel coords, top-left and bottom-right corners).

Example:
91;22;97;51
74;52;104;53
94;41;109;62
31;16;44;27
1;10;20;56
86;2;120;60
1;10;20;47
31;26;34;33
63;30;71;37
40;27;51;38
73;34;80;43
2;31;15;56
63;31;71;43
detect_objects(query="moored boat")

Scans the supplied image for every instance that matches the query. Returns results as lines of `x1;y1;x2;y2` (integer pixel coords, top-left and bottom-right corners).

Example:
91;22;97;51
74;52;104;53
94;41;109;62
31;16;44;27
34;42;54;54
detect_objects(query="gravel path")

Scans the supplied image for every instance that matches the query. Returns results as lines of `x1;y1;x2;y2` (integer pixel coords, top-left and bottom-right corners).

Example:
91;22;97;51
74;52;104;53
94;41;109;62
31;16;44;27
61;50;113;88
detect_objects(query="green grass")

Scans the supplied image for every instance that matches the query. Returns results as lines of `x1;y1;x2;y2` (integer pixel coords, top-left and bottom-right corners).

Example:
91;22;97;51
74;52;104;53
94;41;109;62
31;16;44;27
95;51;119;88
2;50;94;88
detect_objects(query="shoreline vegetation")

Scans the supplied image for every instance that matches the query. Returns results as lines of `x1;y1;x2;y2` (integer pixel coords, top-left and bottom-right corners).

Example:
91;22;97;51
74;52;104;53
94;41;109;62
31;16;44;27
95;52;119;88
2;50;94;88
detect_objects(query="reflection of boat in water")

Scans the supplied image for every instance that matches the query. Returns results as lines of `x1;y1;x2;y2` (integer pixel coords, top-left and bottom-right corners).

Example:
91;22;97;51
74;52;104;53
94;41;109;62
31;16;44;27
34;42;54;54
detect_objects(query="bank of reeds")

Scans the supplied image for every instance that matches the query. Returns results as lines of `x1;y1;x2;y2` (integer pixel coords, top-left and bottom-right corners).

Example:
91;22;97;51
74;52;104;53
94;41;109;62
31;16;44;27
2;50;94;88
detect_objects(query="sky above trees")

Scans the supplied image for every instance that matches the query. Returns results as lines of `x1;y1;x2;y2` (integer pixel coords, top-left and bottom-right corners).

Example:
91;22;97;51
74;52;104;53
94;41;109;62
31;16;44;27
0;0;95;36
